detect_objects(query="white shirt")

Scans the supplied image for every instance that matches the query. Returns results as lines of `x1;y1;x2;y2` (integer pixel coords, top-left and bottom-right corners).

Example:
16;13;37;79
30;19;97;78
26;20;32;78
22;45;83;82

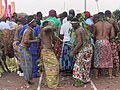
62;17;67;24
60;21;72;42
85;18;94;25
0;21;11;30
6;20;16;30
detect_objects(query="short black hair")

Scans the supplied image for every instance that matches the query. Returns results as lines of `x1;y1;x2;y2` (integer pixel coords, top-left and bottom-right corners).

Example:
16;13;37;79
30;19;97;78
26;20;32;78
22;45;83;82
62;11;68;17
69;9;75;16
98;12;105;19
27;15;35;24
105;10;111;16
36;11;42;17
67;14;74;21
42;21;50;27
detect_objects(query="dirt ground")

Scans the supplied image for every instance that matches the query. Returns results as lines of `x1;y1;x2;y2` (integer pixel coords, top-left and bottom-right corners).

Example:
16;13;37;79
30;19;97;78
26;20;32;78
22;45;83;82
0;72;120;90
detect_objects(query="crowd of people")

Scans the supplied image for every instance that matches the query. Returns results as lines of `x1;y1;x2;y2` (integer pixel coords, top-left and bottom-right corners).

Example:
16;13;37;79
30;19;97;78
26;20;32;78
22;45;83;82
1;9;120;89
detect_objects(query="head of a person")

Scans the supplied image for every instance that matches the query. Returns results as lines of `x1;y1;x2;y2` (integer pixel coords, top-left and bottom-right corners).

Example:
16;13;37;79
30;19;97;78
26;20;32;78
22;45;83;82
92;14;99;23
43;25;55;35
67;14;74;21
20;17;27;25
62;11;68;18
84;11;91;18
98;12;105;20
76;13;81;19
49;9;57;17
69;9;75;17
27;15;37;28
13;12;17;18
36;11;42;20
42;21;51;27
71;18;80;30
105;10;111;18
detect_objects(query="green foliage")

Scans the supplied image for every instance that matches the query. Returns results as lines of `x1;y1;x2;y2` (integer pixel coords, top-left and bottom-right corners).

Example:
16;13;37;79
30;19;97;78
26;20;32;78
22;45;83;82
112;10;120;21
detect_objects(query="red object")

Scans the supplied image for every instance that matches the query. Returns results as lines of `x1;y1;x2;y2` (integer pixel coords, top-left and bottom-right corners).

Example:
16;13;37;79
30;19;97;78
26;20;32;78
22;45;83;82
8;5;12;18
84;11;91;18
3;0;8;17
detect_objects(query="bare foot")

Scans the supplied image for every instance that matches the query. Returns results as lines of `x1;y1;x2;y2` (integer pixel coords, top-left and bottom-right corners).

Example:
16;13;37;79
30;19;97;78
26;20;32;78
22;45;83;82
107;76;115;79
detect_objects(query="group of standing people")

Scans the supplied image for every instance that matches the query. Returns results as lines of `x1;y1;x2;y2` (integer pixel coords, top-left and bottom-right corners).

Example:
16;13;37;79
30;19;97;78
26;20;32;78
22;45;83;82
1;9;120;89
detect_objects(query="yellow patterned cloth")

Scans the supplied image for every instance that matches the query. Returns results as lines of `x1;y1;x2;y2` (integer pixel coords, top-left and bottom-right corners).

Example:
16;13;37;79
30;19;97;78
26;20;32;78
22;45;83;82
41;48;59;89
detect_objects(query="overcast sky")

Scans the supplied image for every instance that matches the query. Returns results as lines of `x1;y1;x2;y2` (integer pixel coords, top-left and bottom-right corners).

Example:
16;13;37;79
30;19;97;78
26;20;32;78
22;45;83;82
7;0;120;16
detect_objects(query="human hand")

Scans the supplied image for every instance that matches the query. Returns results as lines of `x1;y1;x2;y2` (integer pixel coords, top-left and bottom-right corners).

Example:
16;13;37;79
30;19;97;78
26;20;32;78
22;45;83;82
70;52;74;57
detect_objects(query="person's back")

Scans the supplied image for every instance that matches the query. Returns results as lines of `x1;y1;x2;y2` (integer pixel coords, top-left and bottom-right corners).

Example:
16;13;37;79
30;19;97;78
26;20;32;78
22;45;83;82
93;12;115;78
41;26;54;49
95;21;113;40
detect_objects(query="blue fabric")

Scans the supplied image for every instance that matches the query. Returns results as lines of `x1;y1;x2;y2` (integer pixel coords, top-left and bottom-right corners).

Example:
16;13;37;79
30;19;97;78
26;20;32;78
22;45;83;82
18;24;28;37
19;45;32;81
31;54;39;77
59;41;74;72
19;24;41;77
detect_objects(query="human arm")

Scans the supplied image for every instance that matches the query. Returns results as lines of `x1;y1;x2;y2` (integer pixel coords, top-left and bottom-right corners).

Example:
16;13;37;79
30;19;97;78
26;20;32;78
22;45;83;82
110;25;115;40
70;29;83;57
60;24;64;40
23;29;38;44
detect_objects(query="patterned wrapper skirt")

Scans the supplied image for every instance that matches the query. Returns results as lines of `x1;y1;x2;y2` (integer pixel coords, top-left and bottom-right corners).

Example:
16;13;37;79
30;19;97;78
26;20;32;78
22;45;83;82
19;45;32;81
59;41;74;72
54;41;61;59
94;39;113;68
41;48;59;89
73;44;93;83
111;41;119;69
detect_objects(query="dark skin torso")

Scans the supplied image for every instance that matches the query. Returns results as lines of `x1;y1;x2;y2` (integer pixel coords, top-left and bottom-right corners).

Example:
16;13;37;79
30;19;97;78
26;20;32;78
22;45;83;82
70;27;86;57
94;21;115;40
41;30;54;49
20;28;33;48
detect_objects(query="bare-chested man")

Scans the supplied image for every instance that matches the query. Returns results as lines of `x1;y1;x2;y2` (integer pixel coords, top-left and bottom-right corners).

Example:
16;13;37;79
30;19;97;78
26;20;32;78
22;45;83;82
70;18;93;86
105;10;120;76
41;25;59;89
19;15;38;84
94;12;115;78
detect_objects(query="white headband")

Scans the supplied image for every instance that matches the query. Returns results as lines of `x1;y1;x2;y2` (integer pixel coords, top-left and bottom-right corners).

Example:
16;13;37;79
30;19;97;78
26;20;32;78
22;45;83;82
28;19;35;24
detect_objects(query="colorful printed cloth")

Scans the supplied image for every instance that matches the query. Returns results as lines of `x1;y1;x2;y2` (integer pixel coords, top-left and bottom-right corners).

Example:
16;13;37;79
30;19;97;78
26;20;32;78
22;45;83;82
111;41;119;69
94;39;113;68
73;44;93;83
54;41;61;59
19;45;32;81
59;41;73;72
41;48;59;89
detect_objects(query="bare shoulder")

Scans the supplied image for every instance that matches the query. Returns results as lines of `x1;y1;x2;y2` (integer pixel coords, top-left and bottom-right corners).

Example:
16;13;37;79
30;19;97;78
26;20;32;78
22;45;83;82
23;28;31;36
106;21;113;27
26;28;31;33
76;27;84;35
94;22;100;27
